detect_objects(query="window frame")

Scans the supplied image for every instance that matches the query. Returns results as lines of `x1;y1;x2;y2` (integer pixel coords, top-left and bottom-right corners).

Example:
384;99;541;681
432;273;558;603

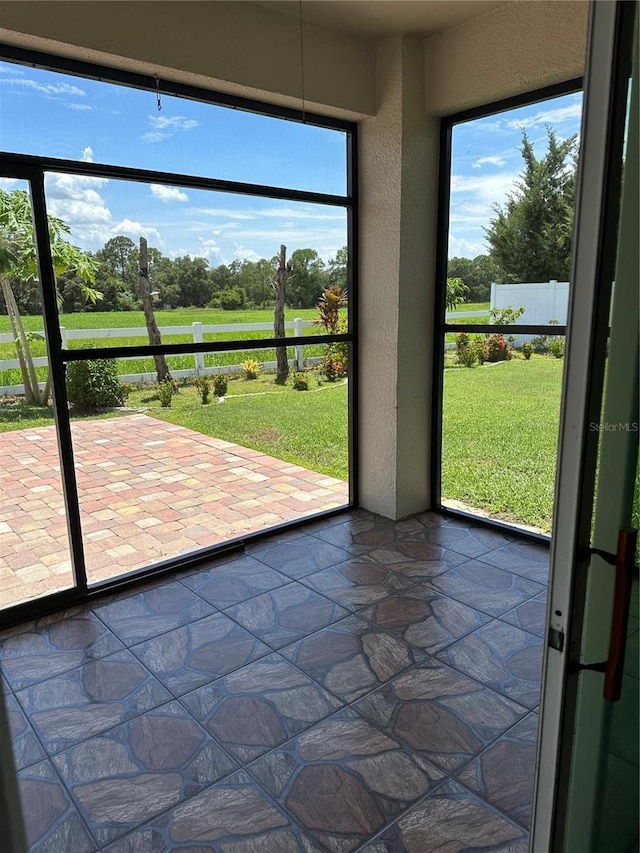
431;77;583;539
0;46;358;626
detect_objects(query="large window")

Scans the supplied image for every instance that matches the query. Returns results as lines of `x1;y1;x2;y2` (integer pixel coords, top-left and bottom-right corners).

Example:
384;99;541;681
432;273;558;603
0;50;356;620
434;82;582;536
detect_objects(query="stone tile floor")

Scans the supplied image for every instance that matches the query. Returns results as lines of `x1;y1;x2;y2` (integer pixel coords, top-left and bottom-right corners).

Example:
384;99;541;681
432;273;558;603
0;414;348;608
1;508;550;852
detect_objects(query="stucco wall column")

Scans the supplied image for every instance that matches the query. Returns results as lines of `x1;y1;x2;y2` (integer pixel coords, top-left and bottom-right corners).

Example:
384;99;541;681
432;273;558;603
359;36;437;519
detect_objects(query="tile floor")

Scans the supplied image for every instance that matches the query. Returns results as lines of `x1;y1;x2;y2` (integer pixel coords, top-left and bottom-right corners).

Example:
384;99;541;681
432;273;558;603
1;508;550;852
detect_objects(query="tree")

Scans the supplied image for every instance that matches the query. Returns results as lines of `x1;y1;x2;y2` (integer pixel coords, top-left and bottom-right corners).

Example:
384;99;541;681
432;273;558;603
447;255;504;302
326;246;348;289
239;258;275;308
172;255;213;307
286;248;326;308
485;129;578;282
0;188;99;404
139;237;172;384
97;236;138;288
445;278;468;311
274;245;290;384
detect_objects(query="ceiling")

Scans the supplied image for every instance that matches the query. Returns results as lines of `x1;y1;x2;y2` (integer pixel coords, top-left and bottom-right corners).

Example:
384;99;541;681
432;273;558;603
257;0;508;40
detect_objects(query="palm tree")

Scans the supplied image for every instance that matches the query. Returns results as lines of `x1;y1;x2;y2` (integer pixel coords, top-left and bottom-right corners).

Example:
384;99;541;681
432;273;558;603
0;188;100;404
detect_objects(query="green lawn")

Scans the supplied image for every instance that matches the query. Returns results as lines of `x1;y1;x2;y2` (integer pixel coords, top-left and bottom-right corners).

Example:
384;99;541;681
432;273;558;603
442;356;564;532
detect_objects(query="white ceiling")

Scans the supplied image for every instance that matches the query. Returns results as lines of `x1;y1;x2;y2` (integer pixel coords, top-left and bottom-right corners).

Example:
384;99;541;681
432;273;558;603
258;0;508;40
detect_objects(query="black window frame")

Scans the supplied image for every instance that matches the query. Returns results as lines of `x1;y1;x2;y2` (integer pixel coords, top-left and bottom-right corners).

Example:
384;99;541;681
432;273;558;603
0;46;358;626
432;77;583;541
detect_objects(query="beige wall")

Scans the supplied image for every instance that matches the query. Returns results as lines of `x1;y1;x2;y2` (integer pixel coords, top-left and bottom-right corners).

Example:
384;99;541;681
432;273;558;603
0;1;376;116
0;0;589;519
425;0;588;115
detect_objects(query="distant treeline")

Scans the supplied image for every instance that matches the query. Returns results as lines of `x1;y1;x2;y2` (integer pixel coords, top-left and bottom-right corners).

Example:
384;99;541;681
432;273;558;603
1;236;348;315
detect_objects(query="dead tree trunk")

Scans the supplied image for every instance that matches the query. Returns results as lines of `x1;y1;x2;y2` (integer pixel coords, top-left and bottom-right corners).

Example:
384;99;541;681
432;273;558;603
139;237;172;384
274;244;289;384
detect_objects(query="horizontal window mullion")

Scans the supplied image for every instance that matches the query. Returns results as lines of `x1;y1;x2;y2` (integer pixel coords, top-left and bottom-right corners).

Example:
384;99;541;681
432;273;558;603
0;152;351;208
0;44;357;135
443;324;567;335
61;333;353;362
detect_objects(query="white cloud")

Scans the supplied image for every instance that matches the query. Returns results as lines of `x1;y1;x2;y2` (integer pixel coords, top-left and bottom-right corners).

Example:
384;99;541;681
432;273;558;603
450;172;519;205
67;103;93;112
141;114;199;142
150;184;189;203
507;101;583;131
0;178;18;190
473;155;507;169
198;239;223;262
0;77;85;97
448;234;487;258
80;146;94;163
232;246;261;262
45;173;112;246
113;219;163;245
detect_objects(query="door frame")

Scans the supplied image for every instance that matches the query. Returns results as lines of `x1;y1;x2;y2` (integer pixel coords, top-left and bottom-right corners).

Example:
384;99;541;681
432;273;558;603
531;2;637;849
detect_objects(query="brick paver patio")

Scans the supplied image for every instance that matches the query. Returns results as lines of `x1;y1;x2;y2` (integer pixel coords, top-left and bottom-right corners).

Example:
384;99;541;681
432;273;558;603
0;414;348;608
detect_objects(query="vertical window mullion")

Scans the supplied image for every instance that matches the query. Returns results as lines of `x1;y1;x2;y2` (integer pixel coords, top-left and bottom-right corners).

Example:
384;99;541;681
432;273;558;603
29;174;88;594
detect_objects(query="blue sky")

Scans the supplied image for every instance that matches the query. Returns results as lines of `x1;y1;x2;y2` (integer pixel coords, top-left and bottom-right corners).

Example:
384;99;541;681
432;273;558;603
0;60;581;264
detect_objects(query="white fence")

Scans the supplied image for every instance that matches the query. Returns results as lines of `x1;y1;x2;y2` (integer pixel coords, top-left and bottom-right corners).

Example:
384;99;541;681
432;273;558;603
0;319;319;396
491;280;569;347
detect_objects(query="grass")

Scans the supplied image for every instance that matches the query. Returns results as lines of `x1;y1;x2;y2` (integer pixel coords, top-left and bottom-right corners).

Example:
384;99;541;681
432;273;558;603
0;307;339;387
442;355;563;532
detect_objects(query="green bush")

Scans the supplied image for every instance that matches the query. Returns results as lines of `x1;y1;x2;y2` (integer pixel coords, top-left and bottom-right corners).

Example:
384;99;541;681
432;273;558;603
194;375;211;404
522;342;533;360
213;374;228;397
549;337;565;359
292;371;309;391
66;357;128;408
455;333;477;368
157;380;173;407
242;359;261;380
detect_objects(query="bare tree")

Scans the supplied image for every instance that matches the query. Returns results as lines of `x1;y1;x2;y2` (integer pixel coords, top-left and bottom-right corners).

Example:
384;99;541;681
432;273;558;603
274;244;290;384
139;237;172;384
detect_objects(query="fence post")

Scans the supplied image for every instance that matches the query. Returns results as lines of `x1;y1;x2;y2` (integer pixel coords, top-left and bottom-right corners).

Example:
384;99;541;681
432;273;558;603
293;318;304;370
549;280;558;322
490;282;496;313
60;327;67;349
192;322;204;377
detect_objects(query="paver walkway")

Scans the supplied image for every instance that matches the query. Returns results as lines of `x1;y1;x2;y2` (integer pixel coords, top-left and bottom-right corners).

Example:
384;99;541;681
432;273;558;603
0;414;348;608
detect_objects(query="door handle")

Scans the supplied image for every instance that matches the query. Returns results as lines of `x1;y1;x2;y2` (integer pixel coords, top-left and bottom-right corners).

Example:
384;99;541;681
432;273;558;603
604;528;637;702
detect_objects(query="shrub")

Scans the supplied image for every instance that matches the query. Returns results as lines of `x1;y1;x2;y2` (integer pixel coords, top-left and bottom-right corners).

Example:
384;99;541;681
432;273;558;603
455;333;477;368
194;375;211;404
323;353;347;381
292;372;309;391
157;380;173;407
66;357;128;408
522;342;533;360
212;374;228;397
484;334;512;362
549;337;565;359
242;359;261;380
530;334;550;354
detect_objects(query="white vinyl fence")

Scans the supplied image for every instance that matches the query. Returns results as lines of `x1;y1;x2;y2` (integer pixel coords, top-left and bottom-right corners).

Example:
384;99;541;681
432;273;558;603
491;280;569;347
0;319;319;396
